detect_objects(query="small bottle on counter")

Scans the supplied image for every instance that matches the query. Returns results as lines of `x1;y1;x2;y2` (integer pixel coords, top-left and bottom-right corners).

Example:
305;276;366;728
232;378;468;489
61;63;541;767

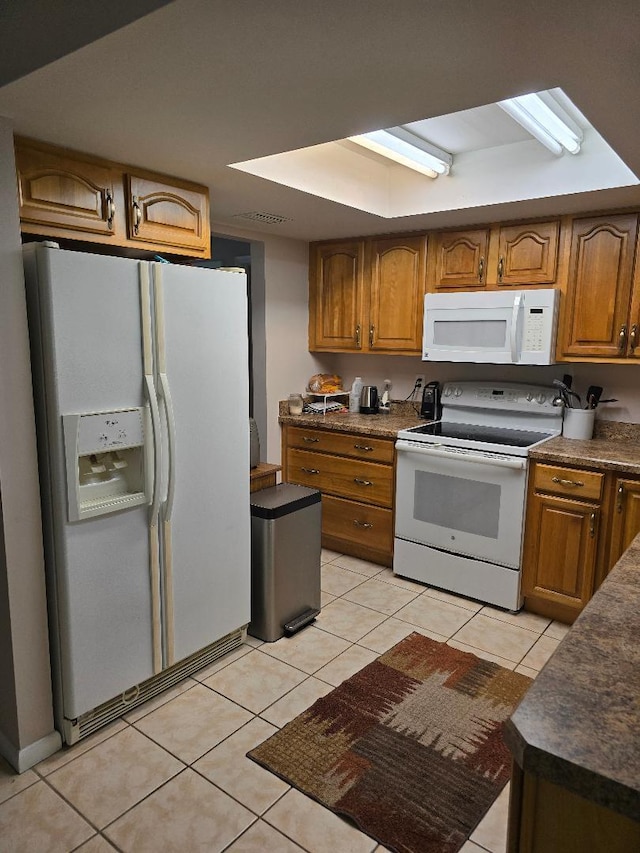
349;376;363;413
288;393;304;415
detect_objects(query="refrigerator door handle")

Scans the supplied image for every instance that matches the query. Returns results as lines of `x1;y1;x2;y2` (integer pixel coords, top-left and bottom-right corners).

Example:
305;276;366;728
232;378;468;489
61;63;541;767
140;262;163;674
145;374;163;526
158;372;176;521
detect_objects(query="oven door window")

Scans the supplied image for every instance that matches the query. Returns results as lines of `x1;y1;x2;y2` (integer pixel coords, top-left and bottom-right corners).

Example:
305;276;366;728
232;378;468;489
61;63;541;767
414;470;500;538
395;448;527;569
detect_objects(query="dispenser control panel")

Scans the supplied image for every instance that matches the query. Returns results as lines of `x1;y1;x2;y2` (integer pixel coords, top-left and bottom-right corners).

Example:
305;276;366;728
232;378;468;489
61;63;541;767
77;409;145;454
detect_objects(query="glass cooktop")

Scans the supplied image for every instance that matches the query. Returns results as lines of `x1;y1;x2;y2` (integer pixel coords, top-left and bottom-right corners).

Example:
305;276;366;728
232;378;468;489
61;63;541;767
405;421;554;448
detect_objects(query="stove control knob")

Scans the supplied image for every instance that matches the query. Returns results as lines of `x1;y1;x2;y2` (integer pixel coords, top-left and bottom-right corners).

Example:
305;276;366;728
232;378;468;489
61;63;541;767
454;387;463;397
536;393;546;404
443;386;452;397
526;392;534;402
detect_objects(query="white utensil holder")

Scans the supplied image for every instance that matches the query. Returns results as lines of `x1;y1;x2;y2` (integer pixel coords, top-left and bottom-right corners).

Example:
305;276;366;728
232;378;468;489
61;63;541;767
562;408;595;440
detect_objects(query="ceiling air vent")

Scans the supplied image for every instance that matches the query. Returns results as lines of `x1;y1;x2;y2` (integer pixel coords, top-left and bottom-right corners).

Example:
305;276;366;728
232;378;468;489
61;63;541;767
232;211;292;225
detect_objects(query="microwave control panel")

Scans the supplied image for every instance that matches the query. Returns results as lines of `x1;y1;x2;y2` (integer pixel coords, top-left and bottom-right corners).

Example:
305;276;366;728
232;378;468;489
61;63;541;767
522;307;547;352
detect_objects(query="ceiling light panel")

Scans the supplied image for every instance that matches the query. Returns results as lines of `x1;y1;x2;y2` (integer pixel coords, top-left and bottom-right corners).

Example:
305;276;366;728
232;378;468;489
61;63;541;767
498;92;583;156
348;128;452;177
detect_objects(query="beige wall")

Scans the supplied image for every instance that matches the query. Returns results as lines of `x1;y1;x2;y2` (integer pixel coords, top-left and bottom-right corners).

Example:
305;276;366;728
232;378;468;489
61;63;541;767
210;220;321;463
0;117;58;770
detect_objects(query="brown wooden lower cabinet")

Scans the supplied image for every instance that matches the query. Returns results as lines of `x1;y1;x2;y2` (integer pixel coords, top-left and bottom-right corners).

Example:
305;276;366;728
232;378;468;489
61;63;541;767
508;763;640;853
522;461;640;623
282;424;395;566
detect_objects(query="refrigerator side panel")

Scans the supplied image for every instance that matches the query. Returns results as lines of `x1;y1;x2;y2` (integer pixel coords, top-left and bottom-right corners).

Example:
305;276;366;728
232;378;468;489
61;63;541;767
28;247;156;720
159;265;250;663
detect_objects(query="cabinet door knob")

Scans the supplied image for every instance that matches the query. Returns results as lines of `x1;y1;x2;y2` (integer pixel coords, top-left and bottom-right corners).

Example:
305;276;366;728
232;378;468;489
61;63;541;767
630;324;638;353
369;324;375;347
589;511;597;538
619;324;628;351
355;324;361;348
353;478;373;486
353;520;373;528
617;483;624;512
551;476;584;488
478;257;485;283
497;255;504;283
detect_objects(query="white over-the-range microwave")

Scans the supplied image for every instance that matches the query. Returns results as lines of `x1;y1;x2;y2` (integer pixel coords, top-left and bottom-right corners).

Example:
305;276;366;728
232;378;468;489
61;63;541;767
422;288;559;365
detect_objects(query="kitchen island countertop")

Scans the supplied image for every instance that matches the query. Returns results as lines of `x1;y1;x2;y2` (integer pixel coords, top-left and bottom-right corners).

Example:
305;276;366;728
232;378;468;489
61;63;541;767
505;531;640;822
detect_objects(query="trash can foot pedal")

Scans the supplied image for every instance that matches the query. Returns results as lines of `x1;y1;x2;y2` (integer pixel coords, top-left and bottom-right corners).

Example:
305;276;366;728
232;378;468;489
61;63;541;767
283;608;320;636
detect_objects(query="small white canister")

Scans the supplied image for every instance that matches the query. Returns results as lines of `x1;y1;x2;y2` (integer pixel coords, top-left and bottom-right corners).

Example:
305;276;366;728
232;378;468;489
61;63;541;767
562;408;595;440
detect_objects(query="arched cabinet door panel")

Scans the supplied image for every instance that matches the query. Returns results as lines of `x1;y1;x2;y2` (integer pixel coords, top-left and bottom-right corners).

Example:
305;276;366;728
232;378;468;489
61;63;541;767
309;241;364;351
16;142;117;236
126;174;210;255
560;214;638;358
434;228;490;288
495;221;560;285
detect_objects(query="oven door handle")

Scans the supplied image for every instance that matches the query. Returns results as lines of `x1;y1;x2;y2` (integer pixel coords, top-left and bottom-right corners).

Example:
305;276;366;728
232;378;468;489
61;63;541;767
396;440;527;470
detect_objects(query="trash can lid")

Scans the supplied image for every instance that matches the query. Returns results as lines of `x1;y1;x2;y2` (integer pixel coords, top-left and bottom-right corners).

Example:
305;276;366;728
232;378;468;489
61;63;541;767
250;483;321;519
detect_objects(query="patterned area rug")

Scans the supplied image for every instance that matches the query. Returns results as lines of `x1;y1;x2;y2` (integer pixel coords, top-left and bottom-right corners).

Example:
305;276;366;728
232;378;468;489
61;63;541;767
248;633;531;853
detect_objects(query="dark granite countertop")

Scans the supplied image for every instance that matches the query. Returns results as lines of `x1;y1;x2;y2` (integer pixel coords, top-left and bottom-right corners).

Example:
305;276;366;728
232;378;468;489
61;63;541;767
530;421;640;475
505;532;640;822
278;400;425;439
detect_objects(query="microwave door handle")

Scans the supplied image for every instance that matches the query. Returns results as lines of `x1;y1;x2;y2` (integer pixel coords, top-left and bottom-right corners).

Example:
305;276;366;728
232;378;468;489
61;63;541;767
510;294;522;362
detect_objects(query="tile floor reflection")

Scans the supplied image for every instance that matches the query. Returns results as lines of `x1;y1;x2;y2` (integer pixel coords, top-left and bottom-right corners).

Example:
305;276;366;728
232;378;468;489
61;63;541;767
0;548;566;853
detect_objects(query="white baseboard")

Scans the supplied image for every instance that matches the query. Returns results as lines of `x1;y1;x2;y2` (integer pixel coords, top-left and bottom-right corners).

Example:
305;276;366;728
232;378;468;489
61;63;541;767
0;728;62;774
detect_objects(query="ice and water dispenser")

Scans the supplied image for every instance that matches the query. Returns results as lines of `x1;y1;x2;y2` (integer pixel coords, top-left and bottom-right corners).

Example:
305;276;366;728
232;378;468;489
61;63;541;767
63;408;151;521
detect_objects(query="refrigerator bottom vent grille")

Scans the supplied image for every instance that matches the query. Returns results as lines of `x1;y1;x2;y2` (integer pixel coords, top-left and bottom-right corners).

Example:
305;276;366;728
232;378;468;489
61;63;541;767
63;627;247;745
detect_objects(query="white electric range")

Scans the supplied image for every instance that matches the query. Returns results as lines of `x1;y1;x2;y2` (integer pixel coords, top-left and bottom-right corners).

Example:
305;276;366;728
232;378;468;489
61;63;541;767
394;381;563;610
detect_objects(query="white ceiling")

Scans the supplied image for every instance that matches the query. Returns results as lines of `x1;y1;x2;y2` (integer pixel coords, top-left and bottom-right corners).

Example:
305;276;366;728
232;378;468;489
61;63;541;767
1;0;639;241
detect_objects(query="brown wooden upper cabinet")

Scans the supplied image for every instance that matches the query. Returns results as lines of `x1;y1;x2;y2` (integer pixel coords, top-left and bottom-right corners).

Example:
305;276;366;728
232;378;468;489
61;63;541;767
15;138;211;259
559;213;639;359
493;220;560;286
430;220;560;290
126;173;210;255
309;234;427;354
432;228;490;288
16;142;119;238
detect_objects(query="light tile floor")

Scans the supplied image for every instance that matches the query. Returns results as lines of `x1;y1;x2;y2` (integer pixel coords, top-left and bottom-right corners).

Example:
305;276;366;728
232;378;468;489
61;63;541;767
0;549;569;853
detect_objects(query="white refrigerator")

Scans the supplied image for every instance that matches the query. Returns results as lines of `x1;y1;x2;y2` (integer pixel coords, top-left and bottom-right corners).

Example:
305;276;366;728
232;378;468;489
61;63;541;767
23;244;251;744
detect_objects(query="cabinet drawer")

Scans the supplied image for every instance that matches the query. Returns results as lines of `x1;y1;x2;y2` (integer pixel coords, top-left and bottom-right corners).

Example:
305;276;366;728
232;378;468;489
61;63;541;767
533;463;604;501
322;495;393;553
287;448;393;507
287;427;394;464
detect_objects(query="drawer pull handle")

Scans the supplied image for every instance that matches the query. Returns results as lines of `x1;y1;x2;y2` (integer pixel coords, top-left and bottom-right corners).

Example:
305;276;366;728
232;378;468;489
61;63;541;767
354;478;373;486
354;444;374;451
301;467;320;474
303;437;320;443
353;520;373;529
551;476;584;488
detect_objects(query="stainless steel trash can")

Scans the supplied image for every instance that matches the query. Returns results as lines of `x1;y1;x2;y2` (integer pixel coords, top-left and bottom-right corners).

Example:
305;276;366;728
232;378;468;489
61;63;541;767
249;483;321;642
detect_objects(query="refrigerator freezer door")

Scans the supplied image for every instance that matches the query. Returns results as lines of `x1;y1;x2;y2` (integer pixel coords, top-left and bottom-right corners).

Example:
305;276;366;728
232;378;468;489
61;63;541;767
26;247;157;719
155;264;251;664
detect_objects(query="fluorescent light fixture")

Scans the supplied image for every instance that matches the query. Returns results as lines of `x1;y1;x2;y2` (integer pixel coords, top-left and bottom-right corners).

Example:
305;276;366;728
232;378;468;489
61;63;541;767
348;128;452;177
498;92;583;156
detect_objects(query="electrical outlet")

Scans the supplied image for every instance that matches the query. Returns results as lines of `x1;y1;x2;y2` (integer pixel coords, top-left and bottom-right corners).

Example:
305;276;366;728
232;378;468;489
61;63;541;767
414;375;425;389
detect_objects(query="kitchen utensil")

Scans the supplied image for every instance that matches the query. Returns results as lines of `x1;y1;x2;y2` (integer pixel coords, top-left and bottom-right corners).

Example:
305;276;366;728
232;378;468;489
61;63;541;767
585;385;603;409
562;374;574;389
359;385;379;414
553;378;581;408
